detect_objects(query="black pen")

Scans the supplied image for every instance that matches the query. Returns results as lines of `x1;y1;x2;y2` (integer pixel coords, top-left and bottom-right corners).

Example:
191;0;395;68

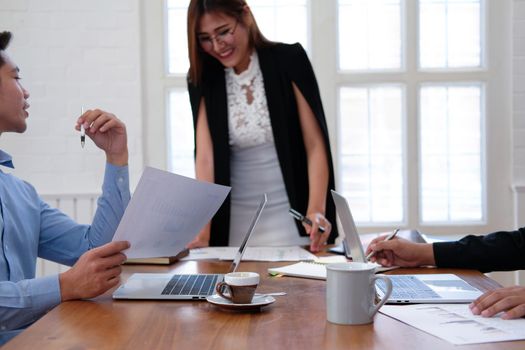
289;208;326;233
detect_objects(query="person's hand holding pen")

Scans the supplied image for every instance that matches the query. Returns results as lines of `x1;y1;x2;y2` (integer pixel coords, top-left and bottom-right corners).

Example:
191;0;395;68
289;209;332;253
80;107;86;148
75;108;128;166
365;231;435;267
365;229;399;261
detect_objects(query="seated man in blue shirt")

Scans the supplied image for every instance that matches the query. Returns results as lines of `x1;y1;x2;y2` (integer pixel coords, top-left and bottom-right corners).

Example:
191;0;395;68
0;31;131;344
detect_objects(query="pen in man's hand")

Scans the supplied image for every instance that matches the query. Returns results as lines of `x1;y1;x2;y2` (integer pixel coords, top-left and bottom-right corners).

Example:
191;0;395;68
289;208;326;233
366;228;400;261
80;107;85;148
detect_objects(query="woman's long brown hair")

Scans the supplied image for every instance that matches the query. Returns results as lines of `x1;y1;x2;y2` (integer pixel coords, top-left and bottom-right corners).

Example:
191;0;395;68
187;0;273;85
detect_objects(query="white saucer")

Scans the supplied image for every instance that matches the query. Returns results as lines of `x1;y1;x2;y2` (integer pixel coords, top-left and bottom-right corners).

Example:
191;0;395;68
206;294;275;311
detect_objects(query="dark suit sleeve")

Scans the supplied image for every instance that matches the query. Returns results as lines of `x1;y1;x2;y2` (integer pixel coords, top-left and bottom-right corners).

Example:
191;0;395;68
187;77;202;136
433;227;525;272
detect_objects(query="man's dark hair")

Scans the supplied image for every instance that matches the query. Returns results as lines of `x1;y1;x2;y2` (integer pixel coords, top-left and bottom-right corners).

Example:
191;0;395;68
0;31;12;67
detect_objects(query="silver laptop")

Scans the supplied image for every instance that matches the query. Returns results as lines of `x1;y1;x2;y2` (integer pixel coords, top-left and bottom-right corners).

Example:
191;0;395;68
113;194;267;300
331;190;483;304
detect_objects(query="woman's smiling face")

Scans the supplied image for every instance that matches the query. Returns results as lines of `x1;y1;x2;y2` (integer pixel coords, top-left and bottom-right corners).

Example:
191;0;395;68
197;11;252;74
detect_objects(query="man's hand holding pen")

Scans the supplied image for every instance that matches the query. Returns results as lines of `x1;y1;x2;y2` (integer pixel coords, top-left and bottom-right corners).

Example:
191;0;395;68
366;228;399;261
366;232;435;267
76;108;128;166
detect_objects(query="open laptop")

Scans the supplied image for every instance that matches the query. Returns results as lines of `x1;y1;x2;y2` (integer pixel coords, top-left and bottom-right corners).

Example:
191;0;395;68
113;194;267;300
331;190;483;304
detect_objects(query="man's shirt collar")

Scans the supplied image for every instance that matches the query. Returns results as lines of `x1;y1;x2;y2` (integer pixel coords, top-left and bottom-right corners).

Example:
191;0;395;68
0;150;15;169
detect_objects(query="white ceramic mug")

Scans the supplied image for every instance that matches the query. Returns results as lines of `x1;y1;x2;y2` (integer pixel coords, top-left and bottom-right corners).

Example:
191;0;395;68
326;262;393;325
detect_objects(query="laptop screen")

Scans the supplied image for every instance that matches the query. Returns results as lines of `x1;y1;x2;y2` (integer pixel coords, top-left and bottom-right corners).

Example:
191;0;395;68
331;190;366;262
228;193;268;273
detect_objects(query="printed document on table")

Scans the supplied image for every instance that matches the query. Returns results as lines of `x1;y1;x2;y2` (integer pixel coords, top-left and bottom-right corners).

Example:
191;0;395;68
220;246;316;261
182;246;316;261
181;247;237;260
380;304;525;345
112;167;230;259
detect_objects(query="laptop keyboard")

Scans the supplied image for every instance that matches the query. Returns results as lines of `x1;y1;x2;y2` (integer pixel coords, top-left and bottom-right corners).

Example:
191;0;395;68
161;274;220;296
376;276;440;300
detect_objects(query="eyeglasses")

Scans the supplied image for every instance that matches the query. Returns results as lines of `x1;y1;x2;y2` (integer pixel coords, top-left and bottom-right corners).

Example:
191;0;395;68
198;20;239;51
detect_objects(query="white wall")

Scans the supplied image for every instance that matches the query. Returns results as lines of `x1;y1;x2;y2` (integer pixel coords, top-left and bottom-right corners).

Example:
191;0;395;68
514;0;525;228
0;0;143;194
512;0;525;286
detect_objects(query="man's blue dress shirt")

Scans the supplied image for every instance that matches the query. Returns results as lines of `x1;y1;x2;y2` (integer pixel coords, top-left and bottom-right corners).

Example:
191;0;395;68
0;149;130;344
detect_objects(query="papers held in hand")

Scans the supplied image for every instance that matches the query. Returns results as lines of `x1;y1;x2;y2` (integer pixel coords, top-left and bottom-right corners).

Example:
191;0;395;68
112;167;230;259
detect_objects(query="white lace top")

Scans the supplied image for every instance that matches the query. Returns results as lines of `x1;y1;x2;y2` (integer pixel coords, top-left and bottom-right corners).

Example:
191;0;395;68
225;52;274;148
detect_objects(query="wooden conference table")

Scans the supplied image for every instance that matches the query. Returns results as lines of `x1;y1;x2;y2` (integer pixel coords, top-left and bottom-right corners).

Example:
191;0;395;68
5;259;525;350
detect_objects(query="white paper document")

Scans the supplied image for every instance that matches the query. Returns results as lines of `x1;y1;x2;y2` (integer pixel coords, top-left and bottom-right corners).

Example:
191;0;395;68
181;247;235;260
182;246;316;262
112;167;230;259
381;304;525;345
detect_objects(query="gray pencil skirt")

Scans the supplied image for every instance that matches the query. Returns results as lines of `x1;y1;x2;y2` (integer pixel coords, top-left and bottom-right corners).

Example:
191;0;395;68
228;142;308;246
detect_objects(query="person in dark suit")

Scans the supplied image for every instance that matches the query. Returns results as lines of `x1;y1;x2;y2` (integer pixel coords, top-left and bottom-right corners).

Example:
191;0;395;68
366;228;525;319
185;0;337;251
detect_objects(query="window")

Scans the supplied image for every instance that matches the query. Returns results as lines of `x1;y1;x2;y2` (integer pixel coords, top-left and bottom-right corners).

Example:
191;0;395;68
337;0;489;227
419;0;482;69
167;89;195;178
250;0;309;52
419;84;484;223
338;0;403;71
339;85;405;223
167;0;189;75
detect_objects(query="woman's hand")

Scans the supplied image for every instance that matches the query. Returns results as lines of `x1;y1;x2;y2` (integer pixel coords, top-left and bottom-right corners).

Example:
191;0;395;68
305;211;332;253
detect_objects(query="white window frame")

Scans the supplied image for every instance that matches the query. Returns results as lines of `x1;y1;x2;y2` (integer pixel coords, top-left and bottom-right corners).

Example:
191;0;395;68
142;0;513;237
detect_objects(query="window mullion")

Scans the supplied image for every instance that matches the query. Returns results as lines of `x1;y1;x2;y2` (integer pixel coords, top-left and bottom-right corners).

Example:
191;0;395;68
406;0;419;228
310;0;338;180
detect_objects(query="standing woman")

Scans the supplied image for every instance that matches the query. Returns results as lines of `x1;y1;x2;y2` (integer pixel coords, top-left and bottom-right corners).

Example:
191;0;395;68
186;0;337;252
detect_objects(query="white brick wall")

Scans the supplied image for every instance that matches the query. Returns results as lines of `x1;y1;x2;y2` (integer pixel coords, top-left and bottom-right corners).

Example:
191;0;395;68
0;0;143;194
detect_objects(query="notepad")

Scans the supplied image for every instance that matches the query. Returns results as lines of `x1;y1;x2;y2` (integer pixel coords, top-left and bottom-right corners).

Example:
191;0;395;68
268;261;327;280
268;260;398;280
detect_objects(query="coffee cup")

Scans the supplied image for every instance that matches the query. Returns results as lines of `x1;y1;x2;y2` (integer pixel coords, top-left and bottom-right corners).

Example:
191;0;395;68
326;262;393;325
216;272;260;304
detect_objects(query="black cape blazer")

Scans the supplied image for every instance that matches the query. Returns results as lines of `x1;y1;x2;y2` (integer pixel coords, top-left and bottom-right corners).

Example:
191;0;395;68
188;42;338;246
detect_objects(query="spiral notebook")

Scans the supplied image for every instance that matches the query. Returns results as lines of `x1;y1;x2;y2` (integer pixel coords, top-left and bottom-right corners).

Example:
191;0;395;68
268;261;328;280
267;260;395;280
